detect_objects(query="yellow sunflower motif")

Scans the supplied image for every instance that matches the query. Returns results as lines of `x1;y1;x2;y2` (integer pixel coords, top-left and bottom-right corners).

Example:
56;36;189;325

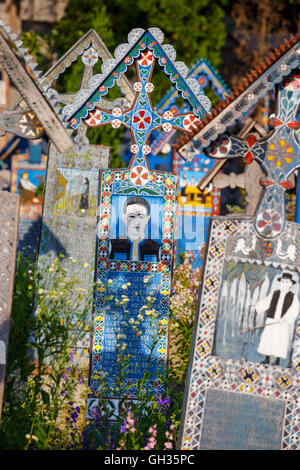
267;139;295;167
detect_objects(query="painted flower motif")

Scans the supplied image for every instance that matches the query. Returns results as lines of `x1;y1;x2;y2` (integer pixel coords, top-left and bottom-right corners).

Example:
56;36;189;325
276;373;292;390
163;111;173;121
162;122;172;133
169;106;179;116
130;166;149;186
198;74;208;88
257;210;282;236
142;144;151;155
130;144;139;154
112;107;122;117
71;117;79;127
111;119;122;129
132;110;152;130
133;82;142;92
240;367;258;384
260;241;274;258
85;109;102;127
283;74;300;90
208;136;231;158
183;114;199;131
138;50;154;67
145;82;154;93
82;47;98;66
267;138;295;167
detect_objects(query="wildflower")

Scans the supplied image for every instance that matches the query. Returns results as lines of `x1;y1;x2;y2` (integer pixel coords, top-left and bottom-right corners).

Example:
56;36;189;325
157;396;171;416
122;284;127;289
120;411;136;435
164;441;173;450
120;422;127;434
108;279;113;285
127;282;131;286
38;288;43;295
83;262;89;268
144;424;157;450
25;434;38;442
129;318;134;324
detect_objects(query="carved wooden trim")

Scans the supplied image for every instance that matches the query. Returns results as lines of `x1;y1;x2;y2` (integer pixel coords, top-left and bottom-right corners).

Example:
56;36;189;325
0;30;73;153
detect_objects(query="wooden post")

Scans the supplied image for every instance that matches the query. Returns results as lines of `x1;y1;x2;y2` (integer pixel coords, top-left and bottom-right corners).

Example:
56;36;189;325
0;191;19;420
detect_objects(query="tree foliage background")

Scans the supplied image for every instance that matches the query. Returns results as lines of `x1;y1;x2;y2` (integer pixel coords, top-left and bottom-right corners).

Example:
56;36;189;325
22;0;229;166
22;0;300;166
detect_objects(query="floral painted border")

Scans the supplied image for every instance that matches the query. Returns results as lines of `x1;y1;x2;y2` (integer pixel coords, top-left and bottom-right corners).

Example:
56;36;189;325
89;167;177;399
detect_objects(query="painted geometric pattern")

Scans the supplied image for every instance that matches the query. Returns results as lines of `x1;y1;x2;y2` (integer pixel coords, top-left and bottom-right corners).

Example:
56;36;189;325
206;73;300;240
89;168;177;399
151;58;229;157
67;29;210;130
180;217;300;450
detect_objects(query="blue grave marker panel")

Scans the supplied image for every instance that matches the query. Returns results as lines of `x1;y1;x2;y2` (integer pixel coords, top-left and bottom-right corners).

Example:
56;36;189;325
90;169;176;398
89;168;177;400
98;271;162;382
174;151;215;266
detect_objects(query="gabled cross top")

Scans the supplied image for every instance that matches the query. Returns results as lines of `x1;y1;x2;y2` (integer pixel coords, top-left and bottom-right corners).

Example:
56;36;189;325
65;28;211;180
83;48;202;175
208;72;300;239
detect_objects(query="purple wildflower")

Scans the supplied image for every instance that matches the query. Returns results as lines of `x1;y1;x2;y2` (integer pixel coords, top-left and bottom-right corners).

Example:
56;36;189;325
157;396;171;416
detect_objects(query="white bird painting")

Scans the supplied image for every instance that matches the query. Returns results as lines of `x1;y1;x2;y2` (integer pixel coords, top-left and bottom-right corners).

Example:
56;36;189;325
276;239;297;262
234;236;256;256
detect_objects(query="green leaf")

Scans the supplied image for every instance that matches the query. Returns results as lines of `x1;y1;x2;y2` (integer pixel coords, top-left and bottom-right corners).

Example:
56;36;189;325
41;390;50;406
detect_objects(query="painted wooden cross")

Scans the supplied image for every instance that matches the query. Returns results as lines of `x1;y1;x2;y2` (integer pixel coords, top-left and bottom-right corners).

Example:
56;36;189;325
63;27;211;412
68;44;210;178
207;72;300;239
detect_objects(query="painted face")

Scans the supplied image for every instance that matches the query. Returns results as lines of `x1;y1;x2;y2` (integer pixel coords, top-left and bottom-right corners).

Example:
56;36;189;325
122;203;150;241
280;278;293;291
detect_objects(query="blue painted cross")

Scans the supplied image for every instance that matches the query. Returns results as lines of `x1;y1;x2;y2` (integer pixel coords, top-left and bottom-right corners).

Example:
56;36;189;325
208;72;300;239
66;29;211;178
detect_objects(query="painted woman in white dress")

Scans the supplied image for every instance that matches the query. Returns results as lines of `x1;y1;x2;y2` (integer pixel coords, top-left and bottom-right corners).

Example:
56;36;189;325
253;272;299;366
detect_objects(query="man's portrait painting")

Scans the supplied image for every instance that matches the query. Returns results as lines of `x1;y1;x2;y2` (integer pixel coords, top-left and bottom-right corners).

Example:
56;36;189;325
108;195;162;262
214;262;300;368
